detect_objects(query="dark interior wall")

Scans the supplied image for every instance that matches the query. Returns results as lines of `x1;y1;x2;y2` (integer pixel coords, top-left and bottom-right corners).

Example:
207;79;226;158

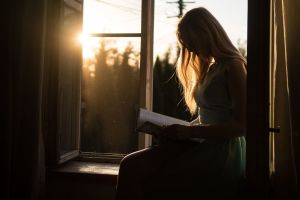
2;2;14;198
1;0;117;199
2;0;47;199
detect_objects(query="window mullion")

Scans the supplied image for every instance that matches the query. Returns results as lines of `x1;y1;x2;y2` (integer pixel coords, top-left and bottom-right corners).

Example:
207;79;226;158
138;0;154;149
89;33;141;37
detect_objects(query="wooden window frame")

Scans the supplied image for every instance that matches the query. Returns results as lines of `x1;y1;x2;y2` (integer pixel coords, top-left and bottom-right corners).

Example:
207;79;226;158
44;0;154;166
44;0;83;166
247;0;271;197
45;2;274;196
78;0;154;163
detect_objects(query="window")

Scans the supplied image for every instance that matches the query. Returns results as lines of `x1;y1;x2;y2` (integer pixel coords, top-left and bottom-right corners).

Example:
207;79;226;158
43;0;278;197
79;0;154;161
44;0;251;166
45;0;154;165
78;0;248;162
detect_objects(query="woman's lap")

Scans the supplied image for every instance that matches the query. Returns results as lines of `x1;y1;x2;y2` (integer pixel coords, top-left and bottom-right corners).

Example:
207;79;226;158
117;138;243;200
119;139;198;175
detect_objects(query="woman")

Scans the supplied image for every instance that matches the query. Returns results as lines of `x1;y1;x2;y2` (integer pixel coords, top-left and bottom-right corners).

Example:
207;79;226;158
115;7;246;200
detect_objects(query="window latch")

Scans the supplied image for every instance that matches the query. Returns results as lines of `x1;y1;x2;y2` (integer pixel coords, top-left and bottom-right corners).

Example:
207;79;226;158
269;127;280;133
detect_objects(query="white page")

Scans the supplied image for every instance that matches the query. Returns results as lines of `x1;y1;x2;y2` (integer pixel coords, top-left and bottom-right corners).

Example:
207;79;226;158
136;108;205;143
137;108;190;128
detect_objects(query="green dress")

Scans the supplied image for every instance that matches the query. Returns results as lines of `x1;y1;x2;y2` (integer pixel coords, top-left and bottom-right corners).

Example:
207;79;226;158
146;61;246;200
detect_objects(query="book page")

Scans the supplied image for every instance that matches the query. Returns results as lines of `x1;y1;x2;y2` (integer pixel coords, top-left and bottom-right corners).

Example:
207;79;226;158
136;108;205;142
136;108;190;133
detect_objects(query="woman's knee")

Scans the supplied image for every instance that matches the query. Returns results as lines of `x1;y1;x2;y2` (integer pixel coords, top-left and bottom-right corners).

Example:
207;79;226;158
119;148;160;174
119;150;147;172
119;153;137;171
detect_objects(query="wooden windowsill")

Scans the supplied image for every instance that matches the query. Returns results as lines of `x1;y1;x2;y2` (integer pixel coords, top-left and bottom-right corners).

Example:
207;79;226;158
47;161;119;184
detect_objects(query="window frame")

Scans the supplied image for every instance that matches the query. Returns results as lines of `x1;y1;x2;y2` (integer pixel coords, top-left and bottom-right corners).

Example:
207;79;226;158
45;2;274;196
45;0;154;165
44;0;83;166
247;0;271;197
78;0;155;163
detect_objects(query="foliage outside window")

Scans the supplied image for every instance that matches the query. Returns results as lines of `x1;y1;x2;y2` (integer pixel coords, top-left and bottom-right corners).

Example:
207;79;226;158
80;0;152;158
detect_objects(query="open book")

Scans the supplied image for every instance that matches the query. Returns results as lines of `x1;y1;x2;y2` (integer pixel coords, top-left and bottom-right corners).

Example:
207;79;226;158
136;108;191;137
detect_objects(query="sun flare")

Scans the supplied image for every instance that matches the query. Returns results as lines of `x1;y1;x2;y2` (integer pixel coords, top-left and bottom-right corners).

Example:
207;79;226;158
77;32;100;59
77;32;86;45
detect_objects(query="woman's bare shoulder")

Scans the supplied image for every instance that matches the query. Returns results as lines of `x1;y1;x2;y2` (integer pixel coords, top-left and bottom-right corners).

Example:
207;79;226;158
224;58;247;75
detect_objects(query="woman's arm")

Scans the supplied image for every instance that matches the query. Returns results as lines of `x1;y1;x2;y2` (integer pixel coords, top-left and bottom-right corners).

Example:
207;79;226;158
161;59;247;140
190;116;200;125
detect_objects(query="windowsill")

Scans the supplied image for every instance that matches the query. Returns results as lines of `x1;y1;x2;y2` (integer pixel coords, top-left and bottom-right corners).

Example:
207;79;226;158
47;161;119;184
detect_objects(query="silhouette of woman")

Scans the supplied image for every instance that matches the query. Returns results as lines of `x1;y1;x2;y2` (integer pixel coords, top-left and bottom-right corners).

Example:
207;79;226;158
115;7;247;200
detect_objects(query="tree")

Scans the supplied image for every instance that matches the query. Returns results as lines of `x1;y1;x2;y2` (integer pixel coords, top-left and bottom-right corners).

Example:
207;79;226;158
153;49;191;121
237;38;247;59
81;39;139;153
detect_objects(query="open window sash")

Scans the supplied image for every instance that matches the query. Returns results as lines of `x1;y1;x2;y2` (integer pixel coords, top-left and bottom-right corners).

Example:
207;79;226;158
44;0;83;165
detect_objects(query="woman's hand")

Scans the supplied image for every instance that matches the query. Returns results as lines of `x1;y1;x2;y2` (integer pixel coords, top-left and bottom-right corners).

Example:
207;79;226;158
159;124;191;140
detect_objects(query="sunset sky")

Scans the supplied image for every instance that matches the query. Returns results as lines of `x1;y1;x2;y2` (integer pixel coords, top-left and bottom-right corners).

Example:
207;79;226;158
81;0;247;60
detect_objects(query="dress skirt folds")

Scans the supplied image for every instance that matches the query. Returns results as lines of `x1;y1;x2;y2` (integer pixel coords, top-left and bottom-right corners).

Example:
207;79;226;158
144;137;246;200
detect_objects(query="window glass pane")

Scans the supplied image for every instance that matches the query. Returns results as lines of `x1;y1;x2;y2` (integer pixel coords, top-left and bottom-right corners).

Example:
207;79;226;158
59;2;82;155
83;0;141;34
81;37;141;154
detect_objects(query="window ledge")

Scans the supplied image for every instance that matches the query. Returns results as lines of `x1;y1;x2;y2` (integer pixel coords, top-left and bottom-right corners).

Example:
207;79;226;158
47;161;119;184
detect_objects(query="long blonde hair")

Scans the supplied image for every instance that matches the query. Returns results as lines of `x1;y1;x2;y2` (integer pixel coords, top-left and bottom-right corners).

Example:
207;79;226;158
176;7;246;114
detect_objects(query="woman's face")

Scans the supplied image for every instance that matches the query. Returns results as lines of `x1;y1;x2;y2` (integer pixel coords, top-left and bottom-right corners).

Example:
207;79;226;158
178;25;211;59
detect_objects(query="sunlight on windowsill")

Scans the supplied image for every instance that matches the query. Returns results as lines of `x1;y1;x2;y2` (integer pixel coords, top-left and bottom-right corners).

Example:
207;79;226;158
52;161;119;176
78;162;119;175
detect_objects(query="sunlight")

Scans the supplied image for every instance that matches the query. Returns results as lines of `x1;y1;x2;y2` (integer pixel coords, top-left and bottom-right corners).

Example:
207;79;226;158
77;32;100;60
80;0;142;61
83;0;141;34
77;32;86;45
